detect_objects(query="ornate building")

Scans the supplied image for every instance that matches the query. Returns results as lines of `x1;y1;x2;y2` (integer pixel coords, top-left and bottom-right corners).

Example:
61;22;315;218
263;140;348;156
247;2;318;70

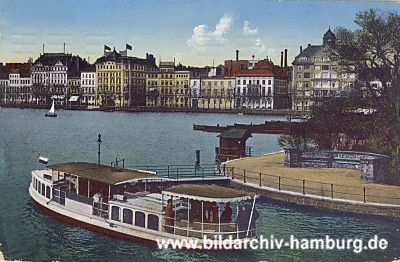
95;49;157;107
80;65;96;105
31;53;88;104
291;28;356;111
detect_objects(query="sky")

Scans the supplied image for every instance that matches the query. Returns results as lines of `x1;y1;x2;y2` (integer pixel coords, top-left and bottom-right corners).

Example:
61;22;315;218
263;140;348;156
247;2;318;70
0;0;399;67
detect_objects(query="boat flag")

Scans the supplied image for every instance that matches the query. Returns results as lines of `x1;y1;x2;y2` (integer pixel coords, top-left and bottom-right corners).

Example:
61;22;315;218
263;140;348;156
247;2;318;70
38;156;49;165
126;43;132;50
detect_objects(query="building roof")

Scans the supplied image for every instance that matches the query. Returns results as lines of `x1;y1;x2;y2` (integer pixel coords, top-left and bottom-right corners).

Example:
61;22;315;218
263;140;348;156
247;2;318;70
48;162;157;185
162;184;252;203
217;128;252;139
95;50;157;67
0;63;31;78
33;53;89;77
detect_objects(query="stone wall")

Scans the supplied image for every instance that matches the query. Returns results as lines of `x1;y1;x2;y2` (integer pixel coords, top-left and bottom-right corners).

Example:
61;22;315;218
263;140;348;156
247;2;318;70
284;148;389;182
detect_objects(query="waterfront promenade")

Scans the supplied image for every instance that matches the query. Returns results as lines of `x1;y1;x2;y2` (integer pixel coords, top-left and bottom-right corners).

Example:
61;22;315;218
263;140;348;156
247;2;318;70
226;152;400;217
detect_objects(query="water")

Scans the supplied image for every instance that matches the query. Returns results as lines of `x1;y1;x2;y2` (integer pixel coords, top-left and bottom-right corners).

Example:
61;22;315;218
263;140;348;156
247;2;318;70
0;108;399;261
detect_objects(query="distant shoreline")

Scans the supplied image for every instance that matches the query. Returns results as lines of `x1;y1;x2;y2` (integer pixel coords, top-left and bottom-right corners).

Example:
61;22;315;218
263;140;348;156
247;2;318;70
0;103;306;116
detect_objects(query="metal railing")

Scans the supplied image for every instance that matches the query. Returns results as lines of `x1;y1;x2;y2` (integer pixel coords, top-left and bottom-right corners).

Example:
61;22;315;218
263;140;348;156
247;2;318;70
132;164;222;179
227;166;400;205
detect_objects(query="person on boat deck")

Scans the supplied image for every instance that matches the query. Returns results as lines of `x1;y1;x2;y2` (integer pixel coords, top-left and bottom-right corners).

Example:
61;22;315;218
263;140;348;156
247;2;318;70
210;202;219;223
165;199;174;233
175;197;189;221
220;202;233;223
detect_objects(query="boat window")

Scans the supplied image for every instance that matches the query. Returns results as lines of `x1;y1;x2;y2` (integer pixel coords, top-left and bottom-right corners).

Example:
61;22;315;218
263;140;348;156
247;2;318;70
44;174;52;180
38;181;41;194
41;184;45;196
123;209;133;224
147;214;159;231
135;211;145;227
46;186;51;199
111;206;120;221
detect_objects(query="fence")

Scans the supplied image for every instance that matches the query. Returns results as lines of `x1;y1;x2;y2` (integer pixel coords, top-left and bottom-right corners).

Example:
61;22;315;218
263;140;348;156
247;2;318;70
227;166;400;205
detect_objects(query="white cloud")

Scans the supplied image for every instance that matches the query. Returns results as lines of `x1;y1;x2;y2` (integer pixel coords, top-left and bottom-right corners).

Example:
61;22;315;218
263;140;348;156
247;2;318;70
243;20;258;35
210;15;233;40
187;24;210;51
187;15;233;50
253;38;266;55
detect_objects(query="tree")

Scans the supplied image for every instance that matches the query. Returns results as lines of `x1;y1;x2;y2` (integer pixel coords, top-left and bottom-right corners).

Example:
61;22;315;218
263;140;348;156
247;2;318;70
335;9;400;156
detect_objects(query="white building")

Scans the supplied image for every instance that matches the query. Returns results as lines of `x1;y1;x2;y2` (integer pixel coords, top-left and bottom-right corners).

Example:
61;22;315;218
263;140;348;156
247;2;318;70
235;76;274;109
80;66;96;105
31;53;87;104
291;29;356;111
190;78;200;108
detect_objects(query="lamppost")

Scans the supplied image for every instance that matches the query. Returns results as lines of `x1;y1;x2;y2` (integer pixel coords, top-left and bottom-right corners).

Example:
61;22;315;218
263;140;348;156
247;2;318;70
97;133;102;164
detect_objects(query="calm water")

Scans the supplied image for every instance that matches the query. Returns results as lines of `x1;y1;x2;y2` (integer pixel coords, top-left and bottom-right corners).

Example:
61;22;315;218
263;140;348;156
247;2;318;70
0;108;399;261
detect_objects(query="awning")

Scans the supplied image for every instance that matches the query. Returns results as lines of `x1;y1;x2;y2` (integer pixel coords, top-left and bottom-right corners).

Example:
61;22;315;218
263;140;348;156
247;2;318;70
51;95;65;100
69;95;80;102
162;184;253;203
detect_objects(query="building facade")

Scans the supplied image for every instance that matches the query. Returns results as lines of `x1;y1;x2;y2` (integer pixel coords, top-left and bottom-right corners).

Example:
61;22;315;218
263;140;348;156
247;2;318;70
1;63;32;104
96;49;157;107
80;65;96;105
198;77;235;109
291;29;356;111
31;53;88;104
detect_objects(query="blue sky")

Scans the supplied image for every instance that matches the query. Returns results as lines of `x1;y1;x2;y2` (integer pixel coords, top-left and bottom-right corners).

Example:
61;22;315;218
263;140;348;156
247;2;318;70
0;0;399;66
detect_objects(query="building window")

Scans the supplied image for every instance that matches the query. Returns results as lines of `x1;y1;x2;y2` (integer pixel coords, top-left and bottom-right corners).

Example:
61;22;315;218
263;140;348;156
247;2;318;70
303;72;310;78
322;65;329;70
111;206;120;221
268;80;271;85
123;209;133;224
147;214;159;231
135;211;145;227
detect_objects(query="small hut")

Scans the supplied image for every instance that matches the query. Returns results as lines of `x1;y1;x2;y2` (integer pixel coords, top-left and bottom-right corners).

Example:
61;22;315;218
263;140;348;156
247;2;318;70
217;128;252;162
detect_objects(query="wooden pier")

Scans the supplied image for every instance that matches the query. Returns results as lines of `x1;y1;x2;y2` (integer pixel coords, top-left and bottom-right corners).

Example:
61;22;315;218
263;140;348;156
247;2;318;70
193;120;309;135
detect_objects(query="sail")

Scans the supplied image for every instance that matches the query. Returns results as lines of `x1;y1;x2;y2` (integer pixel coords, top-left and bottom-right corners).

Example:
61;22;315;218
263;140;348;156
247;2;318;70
49;100;55;114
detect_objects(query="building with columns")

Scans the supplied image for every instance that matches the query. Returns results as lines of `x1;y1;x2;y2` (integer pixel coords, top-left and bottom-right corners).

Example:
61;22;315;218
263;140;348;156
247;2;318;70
291;28;356;111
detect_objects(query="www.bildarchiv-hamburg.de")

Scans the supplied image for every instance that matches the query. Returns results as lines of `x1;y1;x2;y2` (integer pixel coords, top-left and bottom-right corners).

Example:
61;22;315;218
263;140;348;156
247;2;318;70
156;234;389;253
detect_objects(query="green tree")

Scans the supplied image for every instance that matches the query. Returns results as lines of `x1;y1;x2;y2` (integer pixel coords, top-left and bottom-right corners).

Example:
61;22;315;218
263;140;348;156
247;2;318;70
335;9;400;156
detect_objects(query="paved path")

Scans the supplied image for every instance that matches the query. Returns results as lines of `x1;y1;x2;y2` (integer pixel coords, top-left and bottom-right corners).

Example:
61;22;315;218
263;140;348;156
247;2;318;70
226;152;400;205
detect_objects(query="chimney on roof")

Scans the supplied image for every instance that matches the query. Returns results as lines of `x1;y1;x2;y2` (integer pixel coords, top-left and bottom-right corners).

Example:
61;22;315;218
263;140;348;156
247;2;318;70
284;49;288;68
42;44;45;55
280;51;284;67
300;46;302;53
64;43;65;54
236;50;239;61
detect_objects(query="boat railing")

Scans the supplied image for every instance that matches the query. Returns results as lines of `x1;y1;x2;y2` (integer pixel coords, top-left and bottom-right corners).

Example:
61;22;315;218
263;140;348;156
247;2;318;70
52;188;66;206
162;220;256;239
132;164;222;179
92;202;109;218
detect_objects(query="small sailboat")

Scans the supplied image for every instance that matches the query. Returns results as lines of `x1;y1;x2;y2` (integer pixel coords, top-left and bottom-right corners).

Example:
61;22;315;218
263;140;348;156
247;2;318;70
45;100;57;117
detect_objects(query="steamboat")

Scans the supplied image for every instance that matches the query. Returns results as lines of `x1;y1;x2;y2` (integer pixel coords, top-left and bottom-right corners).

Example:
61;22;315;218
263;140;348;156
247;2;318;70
29;161;259;249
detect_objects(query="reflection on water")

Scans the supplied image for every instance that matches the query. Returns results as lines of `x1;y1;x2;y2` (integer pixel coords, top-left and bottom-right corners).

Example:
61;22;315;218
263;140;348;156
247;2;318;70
0;108;399;261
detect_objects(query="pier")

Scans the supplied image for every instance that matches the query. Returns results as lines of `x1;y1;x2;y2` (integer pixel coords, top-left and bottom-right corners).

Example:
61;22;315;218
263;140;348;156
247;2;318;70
193;121;309;135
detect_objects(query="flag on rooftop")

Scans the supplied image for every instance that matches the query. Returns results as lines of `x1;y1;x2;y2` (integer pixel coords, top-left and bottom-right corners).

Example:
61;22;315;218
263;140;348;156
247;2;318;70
104;45;111;51
126;44;132;50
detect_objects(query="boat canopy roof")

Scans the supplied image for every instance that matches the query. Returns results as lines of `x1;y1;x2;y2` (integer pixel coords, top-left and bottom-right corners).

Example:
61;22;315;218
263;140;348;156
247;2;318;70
48;162;157;185
162;184;252;203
